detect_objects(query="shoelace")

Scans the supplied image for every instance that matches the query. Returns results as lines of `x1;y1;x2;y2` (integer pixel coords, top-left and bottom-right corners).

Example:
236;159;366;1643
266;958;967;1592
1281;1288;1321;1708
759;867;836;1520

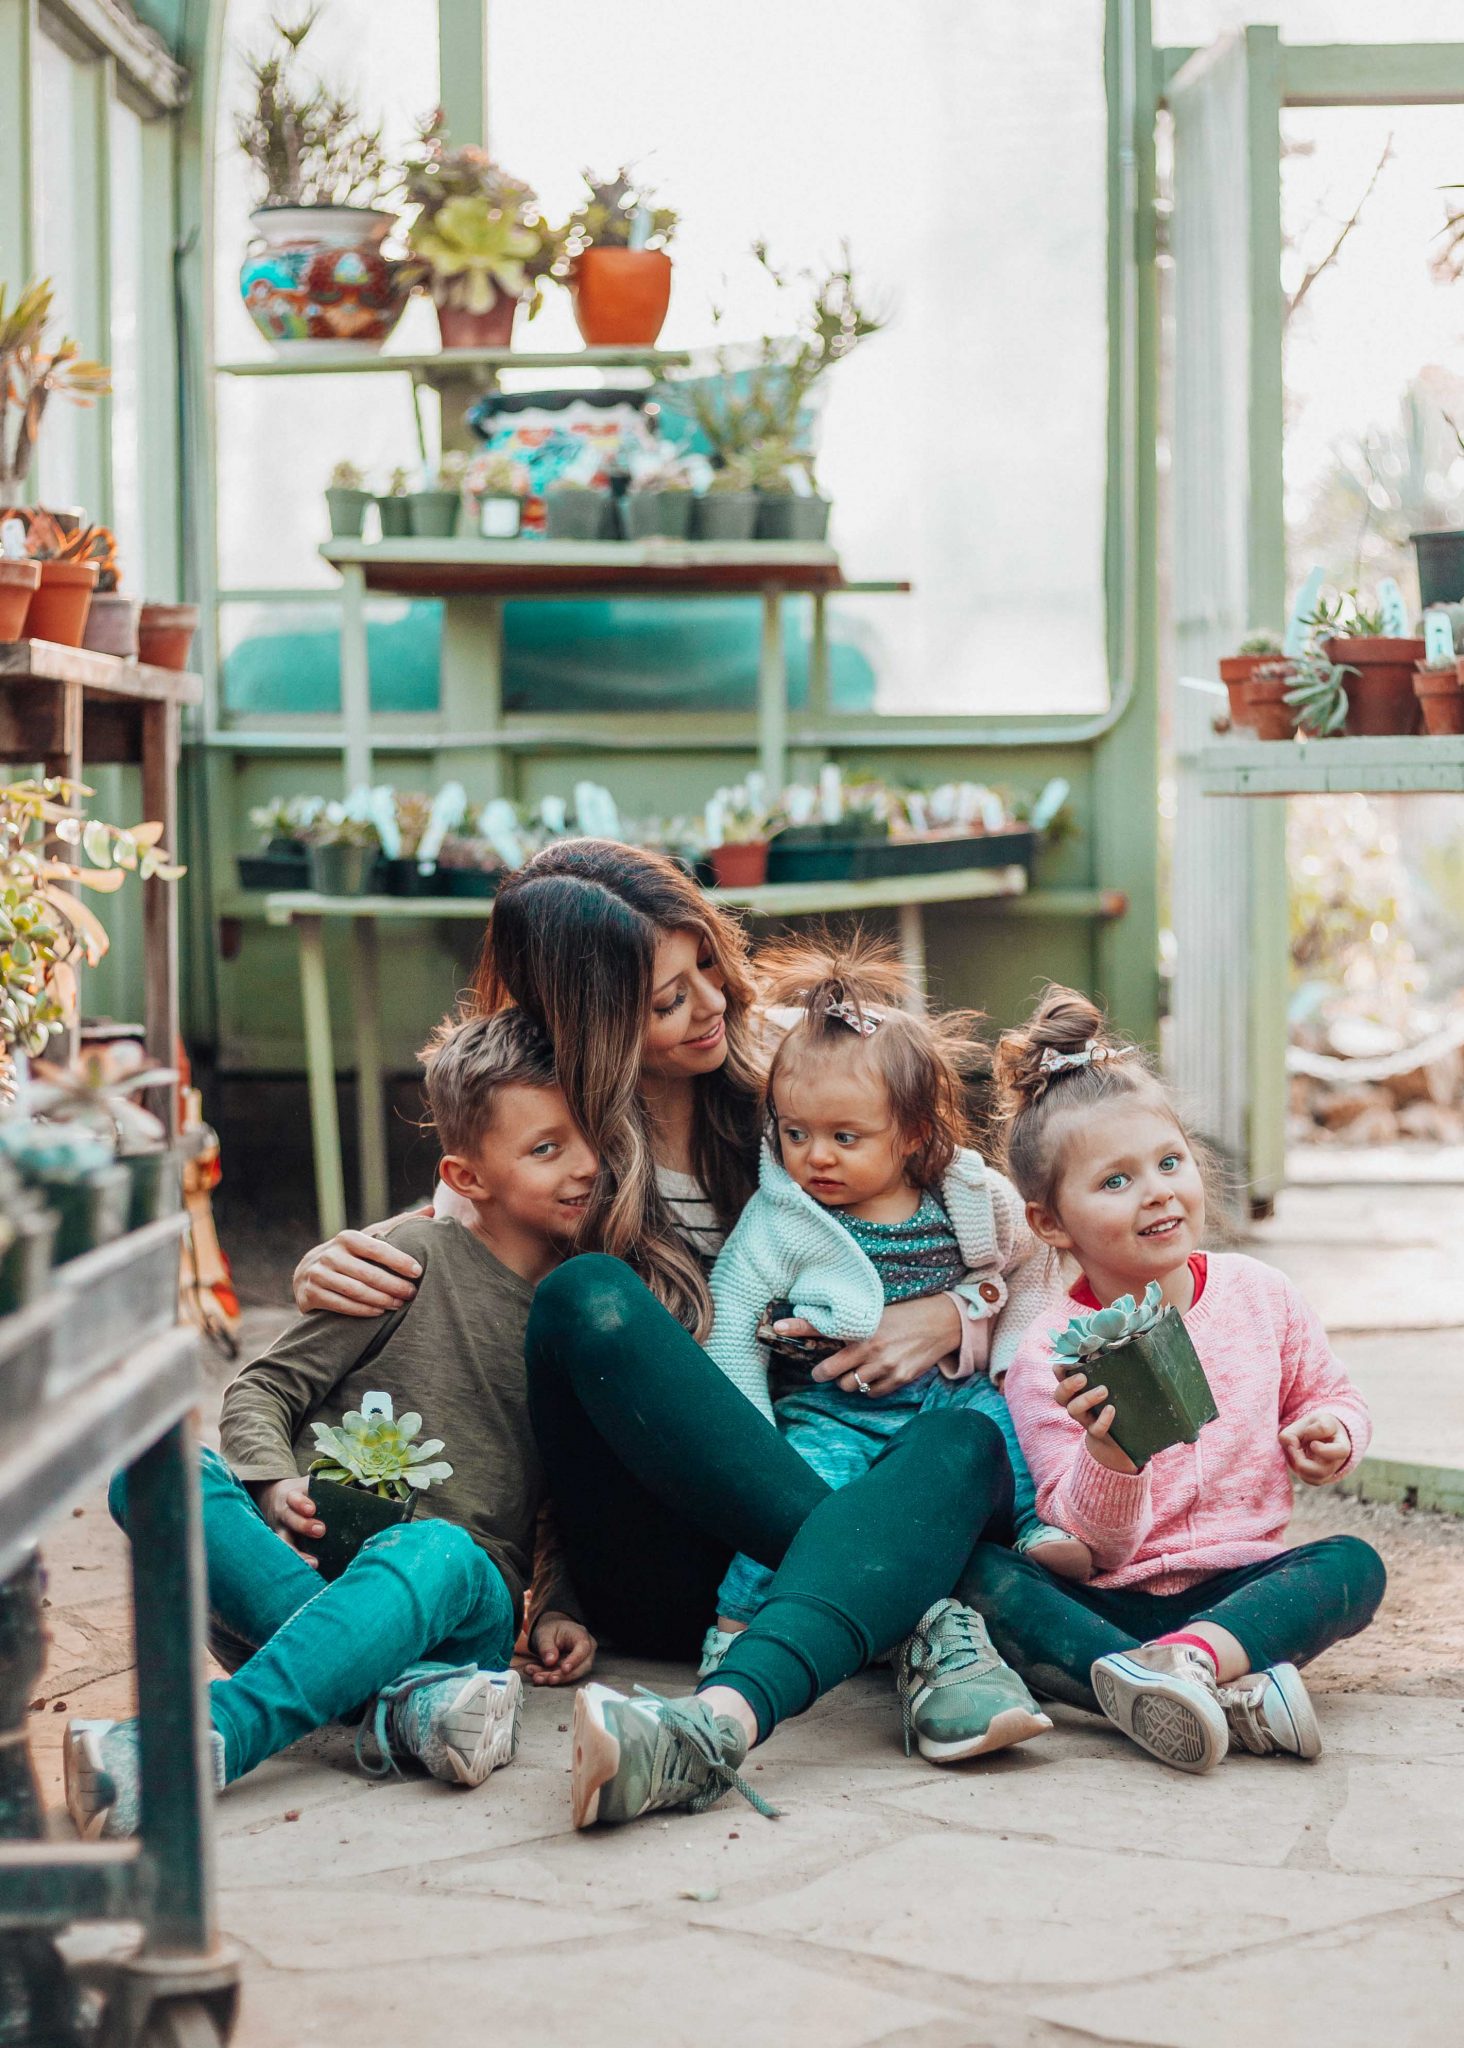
631;1685;781;1820
895;1601;999;1757
354;1664;481;1778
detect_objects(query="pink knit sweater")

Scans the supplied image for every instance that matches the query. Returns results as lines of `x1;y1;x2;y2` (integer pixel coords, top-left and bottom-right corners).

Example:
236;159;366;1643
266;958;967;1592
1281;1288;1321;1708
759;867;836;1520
1003;1251;1372;1593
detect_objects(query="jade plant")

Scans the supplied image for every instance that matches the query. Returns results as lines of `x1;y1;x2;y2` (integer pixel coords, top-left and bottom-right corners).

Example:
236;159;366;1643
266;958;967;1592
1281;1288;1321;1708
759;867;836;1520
1052;1281;1166;1364
308;1403;453;1500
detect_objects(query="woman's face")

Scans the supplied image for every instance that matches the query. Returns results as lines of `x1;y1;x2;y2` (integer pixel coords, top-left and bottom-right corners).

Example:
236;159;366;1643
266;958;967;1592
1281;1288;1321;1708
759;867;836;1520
641;926;730;1079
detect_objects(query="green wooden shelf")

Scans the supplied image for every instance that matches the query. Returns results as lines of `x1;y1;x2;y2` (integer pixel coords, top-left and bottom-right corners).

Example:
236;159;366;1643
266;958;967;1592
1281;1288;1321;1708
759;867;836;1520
1198;734;1464;796
214;344;695;381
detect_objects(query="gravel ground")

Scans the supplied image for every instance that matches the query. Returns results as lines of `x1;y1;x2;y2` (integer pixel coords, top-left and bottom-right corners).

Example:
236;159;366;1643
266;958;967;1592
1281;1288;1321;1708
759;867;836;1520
1289;1484;1464;1695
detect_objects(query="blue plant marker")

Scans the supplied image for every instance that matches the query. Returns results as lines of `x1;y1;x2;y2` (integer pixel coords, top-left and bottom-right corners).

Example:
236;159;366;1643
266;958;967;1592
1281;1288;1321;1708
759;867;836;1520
1285;568;1327;657
1377;578;1409;637
1424;609;1456;665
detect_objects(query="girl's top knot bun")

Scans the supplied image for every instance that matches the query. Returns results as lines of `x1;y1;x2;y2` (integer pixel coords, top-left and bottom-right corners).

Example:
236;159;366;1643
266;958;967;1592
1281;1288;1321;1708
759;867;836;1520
994;984;1108;1110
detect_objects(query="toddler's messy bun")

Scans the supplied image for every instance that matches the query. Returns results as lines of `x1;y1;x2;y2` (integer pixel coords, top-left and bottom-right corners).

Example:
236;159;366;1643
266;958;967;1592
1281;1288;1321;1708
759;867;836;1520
993;984;1109;1111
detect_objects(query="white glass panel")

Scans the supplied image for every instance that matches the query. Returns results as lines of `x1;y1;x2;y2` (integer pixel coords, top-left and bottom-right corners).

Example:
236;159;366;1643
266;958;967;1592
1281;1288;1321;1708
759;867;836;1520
31;29;87;511
109;94;147;587
214;0;439;588
485;0;1111;715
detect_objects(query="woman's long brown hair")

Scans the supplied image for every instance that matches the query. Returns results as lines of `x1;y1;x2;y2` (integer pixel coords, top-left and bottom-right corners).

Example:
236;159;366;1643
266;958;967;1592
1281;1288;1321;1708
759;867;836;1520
473;839;763;1336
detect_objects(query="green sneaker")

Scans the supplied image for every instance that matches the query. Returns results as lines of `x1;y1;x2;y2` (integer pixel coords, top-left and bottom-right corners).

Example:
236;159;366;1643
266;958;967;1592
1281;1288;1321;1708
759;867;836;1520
356;1664;523;1787
571;1683;779;1829
895;1599;1053;1763
65;1717;226;1841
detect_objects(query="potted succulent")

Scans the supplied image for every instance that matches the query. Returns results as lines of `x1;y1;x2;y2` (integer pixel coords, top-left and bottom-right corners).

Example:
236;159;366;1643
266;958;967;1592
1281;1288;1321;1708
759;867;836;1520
302;807;380;896
1312;590;1423;736
1217;630;1285;732
0;547;40;642
376;790;451;895
559;168;677;347
238;795;318;890
401;110;562;350
235;13;407;353
0;278;111;511
306;1394;453;1581
409;453;466;539
1051;1281;1218;1469
544;478;618;541
693;456;760;543
1282;641;1349;741
0;776;185;1100
30;1044;181;1232
137;599;200;672
1415;614;1464;734
464;451;524;539
746;437;831;542
0;1123;130;1265
375;466;414;539
325;459;370;539
0;1153;57;1319
437;833;505;898
705;787;776;889
624;456;697;540
18;513;101;648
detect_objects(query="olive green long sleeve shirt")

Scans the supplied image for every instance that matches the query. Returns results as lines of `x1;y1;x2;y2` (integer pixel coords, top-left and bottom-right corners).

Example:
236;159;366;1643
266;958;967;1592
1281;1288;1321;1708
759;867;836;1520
220;1216;578;1627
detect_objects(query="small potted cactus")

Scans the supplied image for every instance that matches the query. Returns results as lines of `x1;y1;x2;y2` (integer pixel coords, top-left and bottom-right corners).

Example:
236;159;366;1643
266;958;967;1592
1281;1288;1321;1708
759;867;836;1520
624;456;697;541
325;460;371;539
302;808;381;896
746;438;830;542
544;478;618;541
705;786;777;889
464;450;524;538
375;466;415;539
1311;588;1423;735
437;833;505;897
238;796;319;890
1283;641;1350;741
693;457;760;542
408;453;468;540
1218;630;1285;732
306;1393;453;1580
1414;611;1464;734
1051;1281;1218;1469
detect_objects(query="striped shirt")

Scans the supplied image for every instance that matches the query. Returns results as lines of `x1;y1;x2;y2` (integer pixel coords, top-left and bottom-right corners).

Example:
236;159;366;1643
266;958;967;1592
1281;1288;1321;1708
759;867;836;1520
832;1189;965;1304
657;1165;725;1261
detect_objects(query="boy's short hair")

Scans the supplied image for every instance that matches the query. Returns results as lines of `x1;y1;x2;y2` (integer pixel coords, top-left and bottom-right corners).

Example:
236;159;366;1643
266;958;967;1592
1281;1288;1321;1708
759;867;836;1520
421;1008;557;1158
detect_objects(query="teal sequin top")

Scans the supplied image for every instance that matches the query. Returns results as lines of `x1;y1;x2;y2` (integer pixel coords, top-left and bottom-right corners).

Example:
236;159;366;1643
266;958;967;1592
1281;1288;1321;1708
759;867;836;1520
831;1189;964;1304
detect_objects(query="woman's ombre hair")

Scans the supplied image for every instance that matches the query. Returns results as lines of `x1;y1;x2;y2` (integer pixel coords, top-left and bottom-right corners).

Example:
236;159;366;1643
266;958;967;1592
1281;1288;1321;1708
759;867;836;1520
472;839;763;1336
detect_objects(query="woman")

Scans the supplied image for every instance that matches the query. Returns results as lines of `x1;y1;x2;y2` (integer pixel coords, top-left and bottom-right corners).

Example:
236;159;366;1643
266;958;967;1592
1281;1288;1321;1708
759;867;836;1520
293;841;1043;1826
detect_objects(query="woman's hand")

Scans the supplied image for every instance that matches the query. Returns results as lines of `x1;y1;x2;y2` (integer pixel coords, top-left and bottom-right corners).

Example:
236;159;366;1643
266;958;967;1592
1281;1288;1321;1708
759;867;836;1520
1052;1361;1138;1475
292;1230;422;1317
1279;1410;1351;1485
254;1477;325;1567
523;1611;597;1687
803;1292;964;1398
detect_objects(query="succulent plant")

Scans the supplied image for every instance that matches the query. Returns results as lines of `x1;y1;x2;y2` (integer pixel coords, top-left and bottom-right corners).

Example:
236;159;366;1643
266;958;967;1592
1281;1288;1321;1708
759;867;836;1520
1051;1281;1167;1364
308;1402;453;1500
328;460;365;491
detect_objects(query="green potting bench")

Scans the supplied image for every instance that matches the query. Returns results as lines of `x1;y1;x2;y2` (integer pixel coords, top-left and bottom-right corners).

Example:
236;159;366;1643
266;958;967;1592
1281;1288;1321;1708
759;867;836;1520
260;865;1129;1238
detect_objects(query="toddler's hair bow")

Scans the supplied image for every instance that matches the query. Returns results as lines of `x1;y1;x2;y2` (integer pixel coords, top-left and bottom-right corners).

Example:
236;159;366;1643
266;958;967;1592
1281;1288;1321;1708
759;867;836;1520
825;999;881;1037
1037;1040;1135;1078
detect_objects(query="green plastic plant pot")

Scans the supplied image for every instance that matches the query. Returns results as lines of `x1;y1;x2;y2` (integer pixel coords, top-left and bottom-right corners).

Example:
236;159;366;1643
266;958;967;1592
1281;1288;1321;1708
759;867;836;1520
545;490;618;541
45;1167;132;1265
325;487;371;539
408;491;462;539
376;496;413;538
1095;1308;1219;1469
692;493;758;542
308;843;374;896
756;495;832;542
0;1208;57;1316
624;492;694;541
445;868;500;898
121;1150;181;1232
308;1476;418;1582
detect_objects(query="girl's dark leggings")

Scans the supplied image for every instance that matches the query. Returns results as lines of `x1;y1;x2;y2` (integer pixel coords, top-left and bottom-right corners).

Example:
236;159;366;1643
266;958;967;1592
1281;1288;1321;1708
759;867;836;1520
524;1254;1015;1738
959;1535;1387;1711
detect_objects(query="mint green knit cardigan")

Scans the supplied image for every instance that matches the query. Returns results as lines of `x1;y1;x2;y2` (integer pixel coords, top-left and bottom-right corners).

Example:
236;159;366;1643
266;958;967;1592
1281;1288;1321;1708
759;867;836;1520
706;1143;1056;1423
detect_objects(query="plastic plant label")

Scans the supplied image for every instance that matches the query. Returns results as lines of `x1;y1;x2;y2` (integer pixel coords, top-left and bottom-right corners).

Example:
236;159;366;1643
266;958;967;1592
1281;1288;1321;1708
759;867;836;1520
1425;610;1456;665
0;518;25;562
418;782;467;866
1377;578;1409;637
360;1391;394;1421
1284;568;1327;656
574;781;620;840
818;764;843;825
368;786;401;859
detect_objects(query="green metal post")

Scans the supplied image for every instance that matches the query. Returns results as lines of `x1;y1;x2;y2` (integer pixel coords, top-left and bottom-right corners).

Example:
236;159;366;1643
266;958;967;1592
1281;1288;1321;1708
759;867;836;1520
438;0;489;145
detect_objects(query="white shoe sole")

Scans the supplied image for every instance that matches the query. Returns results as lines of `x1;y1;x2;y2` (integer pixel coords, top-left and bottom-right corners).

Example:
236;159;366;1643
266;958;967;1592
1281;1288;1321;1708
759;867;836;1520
917;1704;1054;1764
64;1721;119;1841
435;1669;523;1787
1092;1654;1229;1774
1237;1663;1322;1761
571;1683;624;1830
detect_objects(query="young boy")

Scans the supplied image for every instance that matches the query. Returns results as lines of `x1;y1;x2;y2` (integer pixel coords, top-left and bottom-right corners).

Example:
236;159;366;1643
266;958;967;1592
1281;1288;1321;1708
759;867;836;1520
65;1010;598;1839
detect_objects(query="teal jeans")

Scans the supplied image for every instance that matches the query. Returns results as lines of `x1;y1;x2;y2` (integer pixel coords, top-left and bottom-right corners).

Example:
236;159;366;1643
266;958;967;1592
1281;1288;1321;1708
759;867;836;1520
109;1447;516;1782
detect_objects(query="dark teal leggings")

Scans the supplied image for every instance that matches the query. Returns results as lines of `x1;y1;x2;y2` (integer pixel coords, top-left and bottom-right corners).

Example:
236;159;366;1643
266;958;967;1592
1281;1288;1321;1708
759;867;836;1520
524;1254;1016;1737
960;1535;1386;1712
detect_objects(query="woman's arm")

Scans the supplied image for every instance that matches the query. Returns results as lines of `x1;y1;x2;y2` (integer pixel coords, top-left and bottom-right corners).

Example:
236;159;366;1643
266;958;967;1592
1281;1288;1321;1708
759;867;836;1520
292;1216;426;1316
808;1290;965;1397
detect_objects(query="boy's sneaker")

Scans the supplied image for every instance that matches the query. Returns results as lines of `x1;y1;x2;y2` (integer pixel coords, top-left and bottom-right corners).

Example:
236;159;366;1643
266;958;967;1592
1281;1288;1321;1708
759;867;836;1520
1218;1663;1322;1761
1091;1642;1229;1774
357;1664;522;1787
571;1682;778;1829
895;1598;1053;1762
697;1624;741;1679
65;1718;226;1842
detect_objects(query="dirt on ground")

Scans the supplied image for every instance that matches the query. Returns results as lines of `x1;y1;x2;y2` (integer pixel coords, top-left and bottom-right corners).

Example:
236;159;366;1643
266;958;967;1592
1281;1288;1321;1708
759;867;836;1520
1289;1483;1464;1695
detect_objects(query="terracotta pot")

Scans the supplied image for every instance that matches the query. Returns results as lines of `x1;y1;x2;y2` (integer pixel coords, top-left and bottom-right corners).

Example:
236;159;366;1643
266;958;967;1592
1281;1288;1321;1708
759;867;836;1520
435;298;519;350
1326;636;1425;736
26;560;98;647
0;560;41;642
1218;653;1286;731
138;602;199;671
81;593;141;659
240;205;410;353
1245;673;1297;742
1415;662;1464;736
570;248;672;346
710;841;770;889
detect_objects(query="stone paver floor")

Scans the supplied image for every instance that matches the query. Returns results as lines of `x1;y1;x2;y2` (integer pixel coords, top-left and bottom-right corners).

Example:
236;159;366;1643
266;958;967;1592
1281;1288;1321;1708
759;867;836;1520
24;1179;1464;2046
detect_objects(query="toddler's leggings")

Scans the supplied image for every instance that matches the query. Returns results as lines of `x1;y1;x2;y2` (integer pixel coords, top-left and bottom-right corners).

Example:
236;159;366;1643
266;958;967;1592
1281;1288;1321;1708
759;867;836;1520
959;1536;1386;1712
110;1448;516;1781
524;1254;1015;1740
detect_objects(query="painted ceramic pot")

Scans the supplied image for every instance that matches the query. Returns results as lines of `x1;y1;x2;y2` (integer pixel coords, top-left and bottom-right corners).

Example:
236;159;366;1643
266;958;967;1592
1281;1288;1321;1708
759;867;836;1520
240;207;410;353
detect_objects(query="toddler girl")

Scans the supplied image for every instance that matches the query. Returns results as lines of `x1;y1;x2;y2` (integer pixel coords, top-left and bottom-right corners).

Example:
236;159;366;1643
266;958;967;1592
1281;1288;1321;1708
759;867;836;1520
700;936;1087;1761
962;983;1385;1774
